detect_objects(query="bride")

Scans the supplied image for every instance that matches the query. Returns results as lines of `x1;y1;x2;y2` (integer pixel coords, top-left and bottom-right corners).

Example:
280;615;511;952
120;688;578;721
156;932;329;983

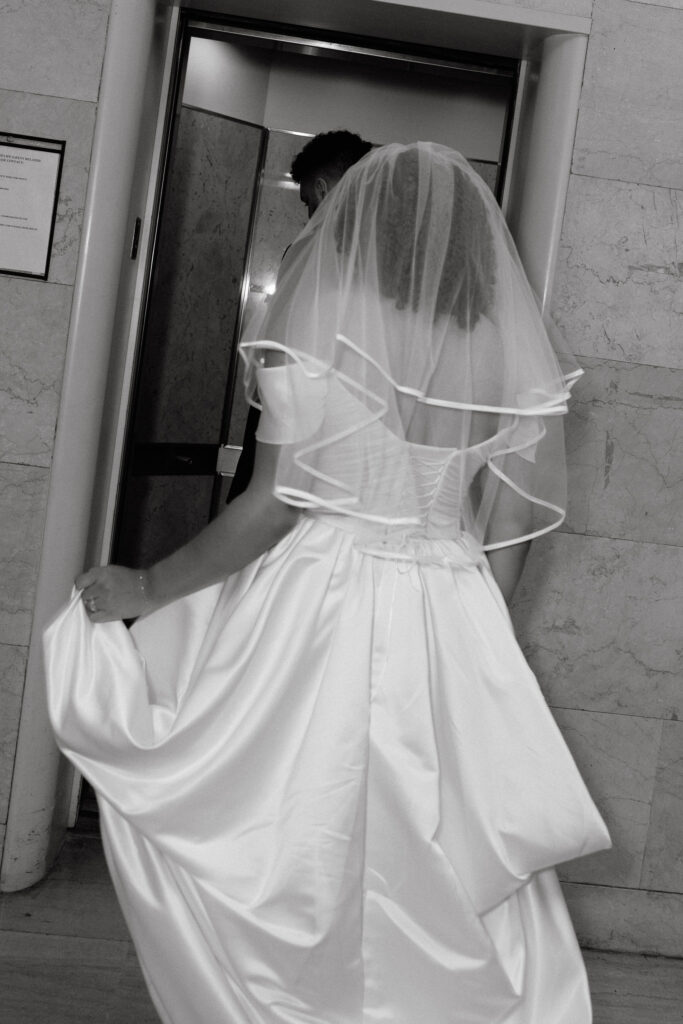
45;141;610;1024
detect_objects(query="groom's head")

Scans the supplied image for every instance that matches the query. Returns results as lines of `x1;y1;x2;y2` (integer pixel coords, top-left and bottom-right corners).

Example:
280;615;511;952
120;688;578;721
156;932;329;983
291;130;373;218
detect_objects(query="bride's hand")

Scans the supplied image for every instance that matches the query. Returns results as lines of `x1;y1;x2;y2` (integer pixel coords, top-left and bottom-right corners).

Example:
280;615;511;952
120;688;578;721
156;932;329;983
76;565;152;622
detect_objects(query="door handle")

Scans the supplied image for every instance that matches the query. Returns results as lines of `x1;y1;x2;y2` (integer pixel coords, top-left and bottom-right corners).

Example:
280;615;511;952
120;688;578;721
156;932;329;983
131;443;220;475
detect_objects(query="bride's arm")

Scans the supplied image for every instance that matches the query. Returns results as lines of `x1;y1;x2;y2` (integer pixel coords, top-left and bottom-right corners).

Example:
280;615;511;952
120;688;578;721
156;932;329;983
482;468;533;606
467;407;531;606
77;441;298;622
485;541;530;607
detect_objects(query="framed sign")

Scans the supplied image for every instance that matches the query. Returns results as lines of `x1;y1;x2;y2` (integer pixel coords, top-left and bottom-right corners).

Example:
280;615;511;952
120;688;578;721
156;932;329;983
0;133;65;280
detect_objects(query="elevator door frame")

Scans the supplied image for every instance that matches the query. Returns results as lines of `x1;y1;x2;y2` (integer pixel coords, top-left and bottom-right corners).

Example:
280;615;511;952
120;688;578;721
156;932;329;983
1;0;589;892
109;14;520;594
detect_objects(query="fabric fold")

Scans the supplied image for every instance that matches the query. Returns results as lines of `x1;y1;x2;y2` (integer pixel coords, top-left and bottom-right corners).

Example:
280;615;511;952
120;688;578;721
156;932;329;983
45;516;608;1023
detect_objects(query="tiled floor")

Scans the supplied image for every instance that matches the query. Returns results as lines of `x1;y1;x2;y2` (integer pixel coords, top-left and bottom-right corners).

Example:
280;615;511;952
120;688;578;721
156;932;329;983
0;834;157;1023
1;834;682;1023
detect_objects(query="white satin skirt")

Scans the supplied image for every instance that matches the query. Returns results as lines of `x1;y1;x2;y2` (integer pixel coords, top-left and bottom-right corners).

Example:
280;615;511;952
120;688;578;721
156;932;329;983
44;515;610;1024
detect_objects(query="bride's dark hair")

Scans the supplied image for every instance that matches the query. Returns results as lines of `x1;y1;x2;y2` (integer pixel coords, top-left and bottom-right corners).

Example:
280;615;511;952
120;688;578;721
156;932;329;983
335;147;495;329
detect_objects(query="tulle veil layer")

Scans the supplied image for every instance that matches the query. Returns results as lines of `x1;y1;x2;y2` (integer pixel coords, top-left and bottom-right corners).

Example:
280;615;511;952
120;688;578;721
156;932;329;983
240;141;580;549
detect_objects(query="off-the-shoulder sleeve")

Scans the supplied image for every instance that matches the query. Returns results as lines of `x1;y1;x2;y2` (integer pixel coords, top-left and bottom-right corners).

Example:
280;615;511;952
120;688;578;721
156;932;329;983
254;363;329;445
507;414;543;463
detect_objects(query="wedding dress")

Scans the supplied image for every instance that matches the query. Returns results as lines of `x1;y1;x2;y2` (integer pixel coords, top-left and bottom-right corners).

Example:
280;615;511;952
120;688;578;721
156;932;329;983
45;143;610;1023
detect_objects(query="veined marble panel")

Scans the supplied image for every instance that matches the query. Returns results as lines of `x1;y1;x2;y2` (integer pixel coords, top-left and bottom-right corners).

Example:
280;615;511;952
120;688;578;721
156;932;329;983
573;0;683;190
553;174;683;369
551;708;661;888
562;881;683;957
0;463;49;646
0;0;110;103
511;532;683;720
485;0;593;12
625;0;683;7
0;90;97;287
564;358;683;547
134;109;262;445
640;721;683;894
0;644;28;825
0;278;72;467
584;949;683;1024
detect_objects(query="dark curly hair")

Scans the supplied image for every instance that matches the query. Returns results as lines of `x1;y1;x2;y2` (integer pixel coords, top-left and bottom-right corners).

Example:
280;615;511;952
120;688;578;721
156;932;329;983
290;130;373;184
335;146;495;329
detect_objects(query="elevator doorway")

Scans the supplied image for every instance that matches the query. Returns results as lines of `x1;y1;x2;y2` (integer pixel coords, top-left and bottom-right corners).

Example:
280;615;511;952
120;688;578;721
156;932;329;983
110;18;518;571
75;18;518;826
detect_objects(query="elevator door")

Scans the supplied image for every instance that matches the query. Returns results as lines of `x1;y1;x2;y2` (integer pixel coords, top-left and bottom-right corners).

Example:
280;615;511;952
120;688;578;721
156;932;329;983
113;109;265;566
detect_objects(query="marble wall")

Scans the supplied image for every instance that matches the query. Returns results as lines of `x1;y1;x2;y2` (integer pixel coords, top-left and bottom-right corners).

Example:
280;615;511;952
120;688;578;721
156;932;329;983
509;0;683;956
0;1;112;857
483;0;593;14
